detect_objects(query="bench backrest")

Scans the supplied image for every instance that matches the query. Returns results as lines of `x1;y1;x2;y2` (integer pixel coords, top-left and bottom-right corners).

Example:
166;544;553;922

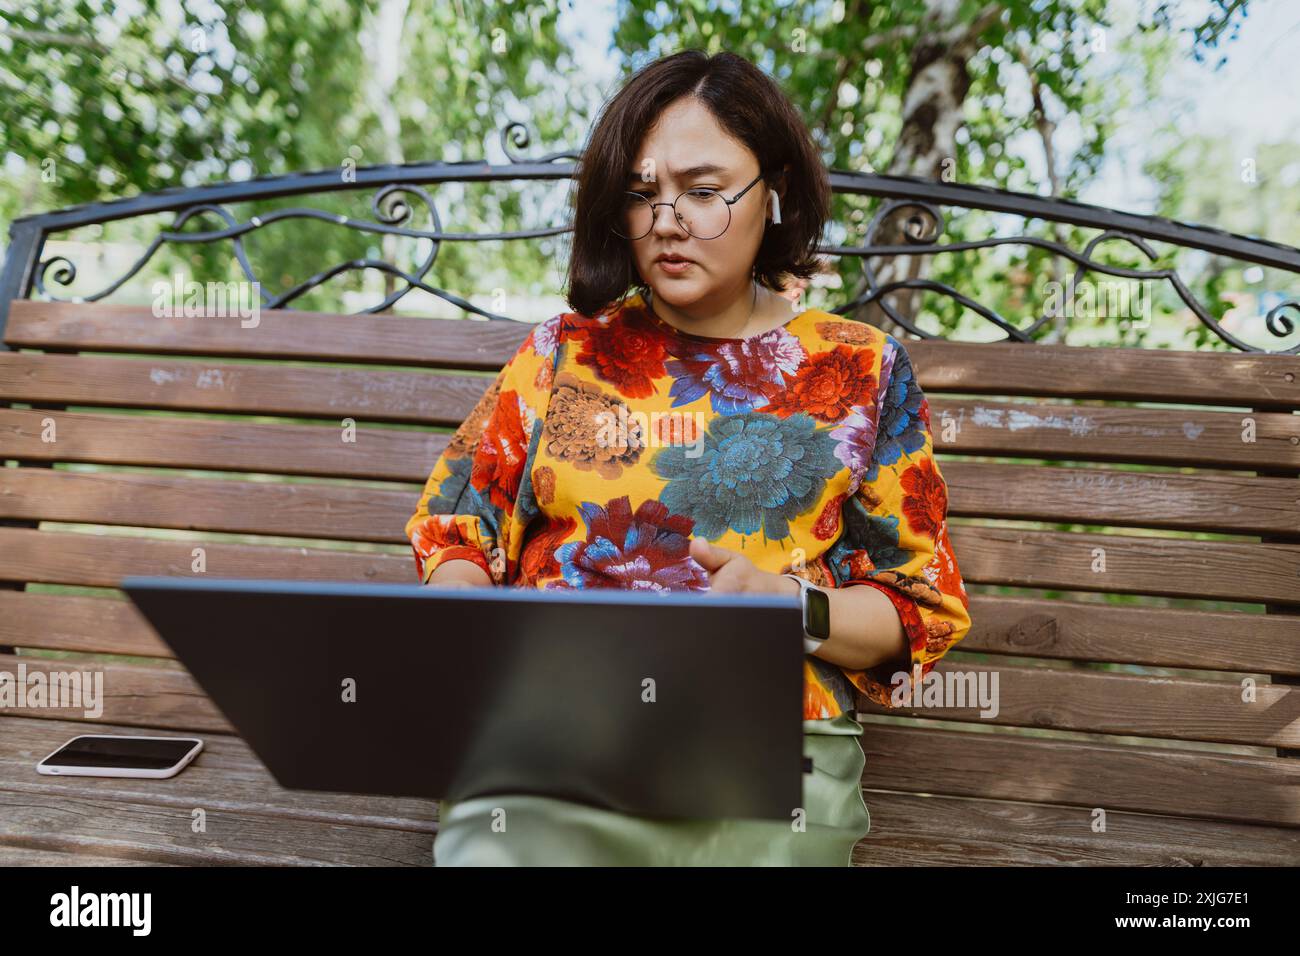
2;298;1298;864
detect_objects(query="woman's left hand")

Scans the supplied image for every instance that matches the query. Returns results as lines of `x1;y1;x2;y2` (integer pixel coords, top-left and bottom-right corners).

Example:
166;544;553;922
690;537;798;596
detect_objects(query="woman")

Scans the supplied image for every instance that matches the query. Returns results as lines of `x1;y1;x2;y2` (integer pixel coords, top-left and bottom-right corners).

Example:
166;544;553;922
405;49;972;866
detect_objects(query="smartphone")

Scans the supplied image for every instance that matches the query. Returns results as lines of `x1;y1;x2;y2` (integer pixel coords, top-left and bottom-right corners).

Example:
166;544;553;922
36;735;204;779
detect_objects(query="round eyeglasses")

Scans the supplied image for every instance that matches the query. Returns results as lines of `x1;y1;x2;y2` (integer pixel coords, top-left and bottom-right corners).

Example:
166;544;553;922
613;171;770;241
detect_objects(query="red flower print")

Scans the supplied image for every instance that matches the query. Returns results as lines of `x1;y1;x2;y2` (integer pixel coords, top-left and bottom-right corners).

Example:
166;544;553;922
411;513;461;557
408;514;492;581
759;345;877;422
900;457;947;541
574;311;668;399
548;496;709;591
931;523;968;610
519;515;577;586
472;388;530;513
813;493;846;541
533;358;554;394
803;663;842;719
843;546;877;579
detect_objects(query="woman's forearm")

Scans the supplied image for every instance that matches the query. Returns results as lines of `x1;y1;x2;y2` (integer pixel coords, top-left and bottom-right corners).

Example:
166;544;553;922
426;553;906;673
777;575;908;672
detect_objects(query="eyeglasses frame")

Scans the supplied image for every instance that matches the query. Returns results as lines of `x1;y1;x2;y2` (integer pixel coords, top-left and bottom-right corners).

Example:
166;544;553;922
615;169;775;241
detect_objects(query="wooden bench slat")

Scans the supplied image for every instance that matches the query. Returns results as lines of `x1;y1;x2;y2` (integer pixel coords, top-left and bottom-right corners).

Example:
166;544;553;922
2;772;1293;868
5;299;531;371
852;791;1300;866
5;464;1299;548
0;528;411;590
856;660;1299;748
961;595;1300;677
30;788;1296;867
0;591;169;657
949;524;1300;606
0;467;419;544
0;351;486;426
933;398;1300;469
862;722;1300;828
0;653;230;732
10;301;1299;408
906;338;1300;408
0;715;438;830
0;847;179;866
0;408;445;481
0;790;434;866
3;524;1298;606
7;590;1298;678
944;460;1300;537
5;353;1299;467
3;639;1295;747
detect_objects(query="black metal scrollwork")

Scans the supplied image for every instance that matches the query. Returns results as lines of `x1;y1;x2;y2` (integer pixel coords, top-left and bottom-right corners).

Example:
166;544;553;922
500;121;581;165
831;199;1300;353
6;121;1299;352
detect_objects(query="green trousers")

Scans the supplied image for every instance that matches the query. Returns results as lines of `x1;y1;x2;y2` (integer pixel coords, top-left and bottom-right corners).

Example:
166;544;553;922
433;713;871;866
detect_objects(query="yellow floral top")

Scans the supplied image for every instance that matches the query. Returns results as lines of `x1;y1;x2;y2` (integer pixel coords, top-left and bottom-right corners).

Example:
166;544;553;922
404;291;972;719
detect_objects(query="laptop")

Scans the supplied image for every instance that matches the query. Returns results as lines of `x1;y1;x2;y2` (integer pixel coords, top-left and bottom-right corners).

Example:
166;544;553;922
120;577;808;821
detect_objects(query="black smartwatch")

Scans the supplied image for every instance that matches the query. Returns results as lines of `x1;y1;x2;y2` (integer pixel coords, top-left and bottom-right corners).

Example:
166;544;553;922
783;574;830;654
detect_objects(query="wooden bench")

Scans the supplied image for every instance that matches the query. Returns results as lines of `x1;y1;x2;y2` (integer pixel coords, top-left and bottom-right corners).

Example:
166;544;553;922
3;153;1298;865
2;292;1297;866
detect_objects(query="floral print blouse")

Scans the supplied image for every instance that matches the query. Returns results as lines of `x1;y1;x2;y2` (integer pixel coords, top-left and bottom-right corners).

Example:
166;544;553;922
405;290;972;720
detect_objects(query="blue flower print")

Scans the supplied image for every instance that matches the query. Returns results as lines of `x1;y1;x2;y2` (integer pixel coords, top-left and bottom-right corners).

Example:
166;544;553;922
868;338;926;477
652;411;840;542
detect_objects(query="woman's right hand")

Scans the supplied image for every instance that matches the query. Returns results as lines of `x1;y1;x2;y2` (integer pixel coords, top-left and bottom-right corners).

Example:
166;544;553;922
425;558;494;589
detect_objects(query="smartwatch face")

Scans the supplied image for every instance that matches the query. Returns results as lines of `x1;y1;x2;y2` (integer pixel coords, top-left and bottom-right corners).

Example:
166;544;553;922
805;586;831;640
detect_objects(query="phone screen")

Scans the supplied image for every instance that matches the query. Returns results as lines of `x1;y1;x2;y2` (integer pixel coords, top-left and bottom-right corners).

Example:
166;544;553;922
42;736;197;770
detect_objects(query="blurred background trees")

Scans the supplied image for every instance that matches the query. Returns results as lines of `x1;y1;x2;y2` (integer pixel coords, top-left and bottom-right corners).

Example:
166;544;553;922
1;0;1295;349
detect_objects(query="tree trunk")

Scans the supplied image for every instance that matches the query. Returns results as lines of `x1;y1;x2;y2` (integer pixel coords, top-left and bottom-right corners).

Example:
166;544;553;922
360;0;411;310
856;1;1004;334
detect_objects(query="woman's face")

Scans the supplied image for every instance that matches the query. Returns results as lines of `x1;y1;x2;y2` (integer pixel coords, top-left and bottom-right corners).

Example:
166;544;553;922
626;96;773;312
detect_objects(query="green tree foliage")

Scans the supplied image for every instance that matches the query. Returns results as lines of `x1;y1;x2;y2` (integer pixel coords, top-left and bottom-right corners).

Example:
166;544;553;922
0;0;1280;346
614;0;1263;346
0;0;579;312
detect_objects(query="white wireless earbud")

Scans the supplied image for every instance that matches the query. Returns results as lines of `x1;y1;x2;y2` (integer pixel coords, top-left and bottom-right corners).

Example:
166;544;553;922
764;191;785;227
769;189;782;225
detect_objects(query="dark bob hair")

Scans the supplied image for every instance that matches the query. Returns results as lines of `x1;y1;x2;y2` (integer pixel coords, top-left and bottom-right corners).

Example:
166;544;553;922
565;49;831;318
